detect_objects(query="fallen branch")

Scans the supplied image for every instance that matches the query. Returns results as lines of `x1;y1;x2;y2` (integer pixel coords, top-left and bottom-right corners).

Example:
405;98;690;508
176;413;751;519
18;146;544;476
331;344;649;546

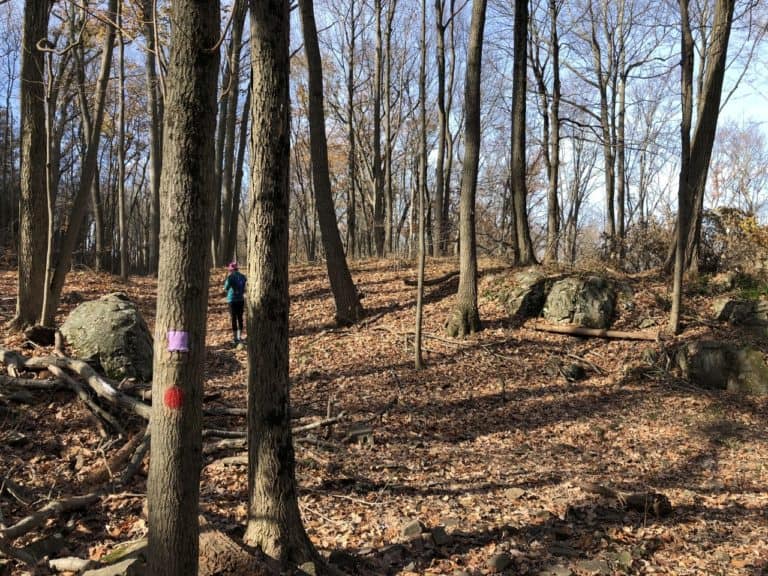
581;482;672;516
532;323;659;341
0;375;61;390
48;365;124;437
83;431;145;485
403;270;459;286
0;492;101;540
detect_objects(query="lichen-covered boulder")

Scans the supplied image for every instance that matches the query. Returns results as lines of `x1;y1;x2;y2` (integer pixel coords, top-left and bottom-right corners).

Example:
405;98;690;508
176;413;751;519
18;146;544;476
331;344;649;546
713;297;768;327
677;340;768;395
483;269;554;320
542;276;616;329
60;293;153;381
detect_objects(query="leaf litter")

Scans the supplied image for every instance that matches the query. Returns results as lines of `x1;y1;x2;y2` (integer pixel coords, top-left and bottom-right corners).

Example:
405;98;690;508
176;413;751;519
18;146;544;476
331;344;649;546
0;260;767;575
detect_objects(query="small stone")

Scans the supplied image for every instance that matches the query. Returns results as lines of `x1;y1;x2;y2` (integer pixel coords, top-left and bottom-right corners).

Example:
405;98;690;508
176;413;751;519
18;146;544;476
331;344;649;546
401;519;425;539
487;552;512;572
616;549;633;568
576;559;611;575
453;571;471;576
298;561;317;575
549;543;579;557
403;562;416;571
507;487;526;500
538;566;573;576
431;526;452;546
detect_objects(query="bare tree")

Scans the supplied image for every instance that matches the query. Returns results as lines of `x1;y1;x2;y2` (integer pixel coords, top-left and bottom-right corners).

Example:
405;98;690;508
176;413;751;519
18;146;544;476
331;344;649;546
12;0;50;330
299;0;364;325
670;0;734;333
446;0;486;338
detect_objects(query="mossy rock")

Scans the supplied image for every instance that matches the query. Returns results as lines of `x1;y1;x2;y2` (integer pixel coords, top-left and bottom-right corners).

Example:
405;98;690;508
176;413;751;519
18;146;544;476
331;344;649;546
542;276;616;329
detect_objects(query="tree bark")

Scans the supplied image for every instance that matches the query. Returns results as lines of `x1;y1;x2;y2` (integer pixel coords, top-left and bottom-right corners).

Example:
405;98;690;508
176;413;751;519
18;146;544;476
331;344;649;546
372;0;385;256
219;0;247;265
142;0;163;277
299;0;363;325
41;0;117;326
511;0;536;265
13;0;50;330
415;0;427;368
446;0;486;338
244;0;321;569
146;0;220;574
117;0;128;280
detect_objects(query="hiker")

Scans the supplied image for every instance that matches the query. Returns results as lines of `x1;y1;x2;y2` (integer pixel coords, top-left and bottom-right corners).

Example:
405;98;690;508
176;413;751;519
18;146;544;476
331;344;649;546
224;262;247;344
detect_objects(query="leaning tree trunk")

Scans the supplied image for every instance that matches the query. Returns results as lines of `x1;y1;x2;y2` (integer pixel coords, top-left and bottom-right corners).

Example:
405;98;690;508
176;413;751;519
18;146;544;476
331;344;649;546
446;0;486;338
299;0;363;325
13;0;50;330
146;1;220;574
244;0;321;569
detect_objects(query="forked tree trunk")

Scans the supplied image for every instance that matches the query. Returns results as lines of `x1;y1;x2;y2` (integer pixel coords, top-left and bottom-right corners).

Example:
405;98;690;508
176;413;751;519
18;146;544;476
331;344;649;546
41;0;117;326
299;0;363;325
146;1;220;574
13;0;50;330
446;0;486;338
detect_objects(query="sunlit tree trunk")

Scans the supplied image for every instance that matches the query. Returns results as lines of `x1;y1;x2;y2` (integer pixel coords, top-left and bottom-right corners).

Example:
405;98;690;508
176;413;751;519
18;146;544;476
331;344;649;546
146;1;220;574
446;0;486;338
244;0;322;569
299;0;363;325
511;0;536;265
13;0;50;330
415;0;427;368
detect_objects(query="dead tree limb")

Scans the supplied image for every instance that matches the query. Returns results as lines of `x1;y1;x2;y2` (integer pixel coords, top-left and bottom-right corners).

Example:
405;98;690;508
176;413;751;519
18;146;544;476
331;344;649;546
48;365;123;437
581;482;672;516
532;323;659;341
83;431;145;486
0;492;101;540
403;270;459;286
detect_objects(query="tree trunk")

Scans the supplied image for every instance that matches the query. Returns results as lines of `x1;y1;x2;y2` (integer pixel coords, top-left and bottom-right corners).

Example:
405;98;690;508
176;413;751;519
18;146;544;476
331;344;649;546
433;0;447;257
146;1;220;574
299;0;363;325
219;0;246;265
117;0;128;281
41;0;117;326
383;0;397;254
372;0;385;256
346;1;357;258
415;0;427;368
13;0;50;330
228;76;251;263
244;0;321;569
511;0;536;265
446;0;486;338
142;0;163;277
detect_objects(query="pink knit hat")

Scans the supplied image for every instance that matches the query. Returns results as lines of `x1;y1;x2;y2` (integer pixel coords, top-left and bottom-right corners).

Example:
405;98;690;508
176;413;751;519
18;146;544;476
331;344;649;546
227;262;239;271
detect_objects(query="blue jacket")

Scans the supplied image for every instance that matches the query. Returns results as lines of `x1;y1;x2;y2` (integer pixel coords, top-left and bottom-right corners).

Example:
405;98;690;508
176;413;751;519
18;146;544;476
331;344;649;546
224;271;246;303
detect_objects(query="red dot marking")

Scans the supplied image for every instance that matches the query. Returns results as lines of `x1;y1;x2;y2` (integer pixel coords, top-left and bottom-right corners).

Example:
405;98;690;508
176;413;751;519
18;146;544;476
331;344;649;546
164;386;184;410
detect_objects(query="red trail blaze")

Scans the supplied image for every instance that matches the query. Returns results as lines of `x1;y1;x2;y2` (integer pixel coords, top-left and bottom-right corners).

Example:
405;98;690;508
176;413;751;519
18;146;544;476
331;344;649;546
164;386;184;410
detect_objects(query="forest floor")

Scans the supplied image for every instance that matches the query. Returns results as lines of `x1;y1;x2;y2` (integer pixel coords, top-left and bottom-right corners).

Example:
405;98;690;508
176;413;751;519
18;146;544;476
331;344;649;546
1;258;768;576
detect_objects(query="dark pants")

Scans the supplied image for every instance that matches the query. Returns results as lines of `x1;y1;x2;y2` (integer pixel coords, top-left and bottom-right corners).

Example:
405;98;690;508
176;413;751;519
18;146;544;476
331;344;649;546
229;300;244;333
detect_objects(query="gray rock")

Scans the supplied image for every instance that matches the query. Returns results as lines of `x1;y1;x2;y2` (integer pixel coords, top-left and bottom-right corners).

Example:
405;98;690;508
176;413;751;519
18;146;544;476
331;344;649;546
487;552;512;571
487;270;553;319
82;558;140;576
328;550;357;571
543;276;616;329
575;559;611;575
61;293;153;381
401;519;425;539
298;561;317;575
431;525;452;546
678;340;768;395
538;566;574;576
713;297;768;327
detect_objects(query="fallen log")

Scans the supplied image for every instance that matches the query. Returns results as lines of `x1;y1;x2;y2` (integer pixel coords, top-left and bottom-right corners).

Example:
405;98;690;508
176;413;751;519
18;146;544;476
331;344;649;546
48;365;123;437
403;270;459;287
532;323;659;341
